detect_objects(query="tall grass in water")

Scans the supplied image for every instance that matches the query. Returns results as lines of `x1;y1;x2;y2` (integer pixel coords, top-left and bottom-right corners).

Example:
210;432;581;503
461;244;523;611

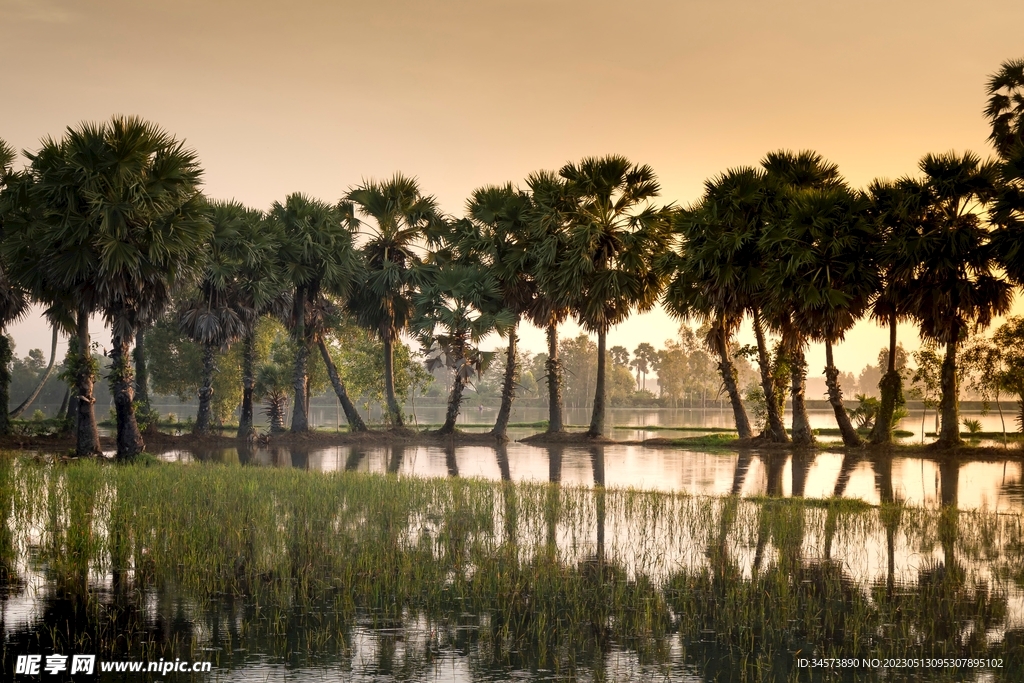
1;455;1022;679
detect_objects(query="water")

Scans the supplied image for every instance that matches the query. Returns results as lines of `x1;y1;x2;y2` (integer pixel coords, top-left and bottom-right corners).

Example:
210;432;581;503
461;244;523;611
4;401;1024;681
151;442;1024;513
1;454;1021;681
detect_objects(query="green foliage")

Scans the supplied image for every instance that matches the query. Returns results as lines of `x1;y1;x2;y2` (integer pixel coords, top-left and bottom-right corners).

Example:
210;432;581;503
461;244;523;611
962;418;983;435
847;394;880;430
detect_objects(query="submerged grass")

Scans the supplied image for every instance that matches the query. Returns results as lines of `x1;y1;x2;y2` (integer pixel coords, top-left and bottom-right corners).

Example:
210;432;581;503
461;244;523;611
1;453;1021;680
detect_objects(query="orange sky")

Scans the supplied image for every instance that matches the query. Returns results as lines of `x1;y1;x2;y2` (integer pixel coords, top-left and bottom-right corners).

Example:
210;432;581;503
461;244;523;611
3;0;1024;378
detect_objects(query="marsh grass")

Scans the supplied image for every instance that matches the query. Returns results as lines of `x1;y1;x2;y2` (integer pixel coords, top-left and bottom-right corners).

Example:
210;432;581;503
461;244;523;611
1;454;1022;680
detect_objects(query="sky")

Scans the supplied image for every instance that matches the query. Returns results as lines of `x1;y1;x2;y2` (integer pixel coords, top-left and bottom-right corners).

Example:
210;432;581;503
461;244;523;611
2;0;1024;380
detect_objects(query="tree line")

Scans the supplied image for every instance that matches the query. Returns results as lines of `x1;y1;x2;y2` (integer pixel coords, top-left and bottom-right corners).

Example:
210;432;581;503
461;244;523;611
0;57;1023;459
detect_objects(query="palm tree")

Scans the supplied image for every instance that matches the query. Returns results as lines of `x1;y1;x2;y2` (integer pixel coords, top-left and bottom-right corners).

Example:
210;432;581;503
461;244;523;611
763;185;878;446
985;57;1024;159
0;140;31;435
900;152;1012;447
413;245;514;436
665;168;786;440
270;193;362;433
344;175;441;429
760;150;845;446
5;118;209;458
556;156;671;437
866;179;919;444
464;184;537;440
523;171;573;434
232;209;290;439
178;201;264;435
255;361;291;433
987;59;1024;298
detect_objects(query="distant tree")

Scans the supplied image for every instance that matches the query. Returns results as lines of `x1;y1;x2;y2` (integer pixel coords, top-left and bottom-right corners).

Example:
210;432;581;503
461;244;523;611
609;345;630;369
961;334;1008;445
910;344;943;443
991;317;1024;435
632;342;657;393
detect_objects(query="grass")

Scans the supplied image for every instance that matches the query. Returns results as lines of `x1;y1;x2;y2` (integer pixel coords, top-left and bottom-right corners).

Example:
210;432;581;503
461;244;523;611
1;453;1021;680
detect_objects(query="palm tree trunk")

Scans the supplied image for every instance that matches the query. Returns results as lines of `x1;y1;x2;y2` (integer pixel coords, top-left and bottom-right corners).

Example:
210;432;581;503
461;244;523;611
712;321;752;439
194;342;216;435
491;321;518;440
133;326;150;410
268;393;287;433
74;306;101;456
237;331;256;440
824;339;861;446
110;329;144;460
317;337;367;432
57;387;69;421
789;344;814;446
587;329;607;437
10;324;59;419
870;314;902;444
545;322;564;433
439;337;468;435
0;332;11;435
937;340;961;447
290;340;310;433
382;334;404;428
752;309;788;442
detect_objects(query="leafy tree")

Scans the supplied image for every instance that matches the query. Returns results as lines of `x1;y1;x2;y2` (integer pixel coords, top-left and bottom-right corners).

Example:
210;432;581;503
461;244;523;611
270;193;361;432
559;334;597;411
6;118;209;458
255;362;290;433
961;334;1009;445
609;345;630;369
557;155;671;436
344;174;441;428
910;344;942;443
991;317;1024;435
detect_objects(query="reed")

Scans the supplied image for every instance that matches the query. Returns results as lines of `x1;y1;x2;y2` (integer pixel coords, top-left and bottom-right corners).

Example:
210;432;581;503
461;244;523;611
1;453;1020;680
